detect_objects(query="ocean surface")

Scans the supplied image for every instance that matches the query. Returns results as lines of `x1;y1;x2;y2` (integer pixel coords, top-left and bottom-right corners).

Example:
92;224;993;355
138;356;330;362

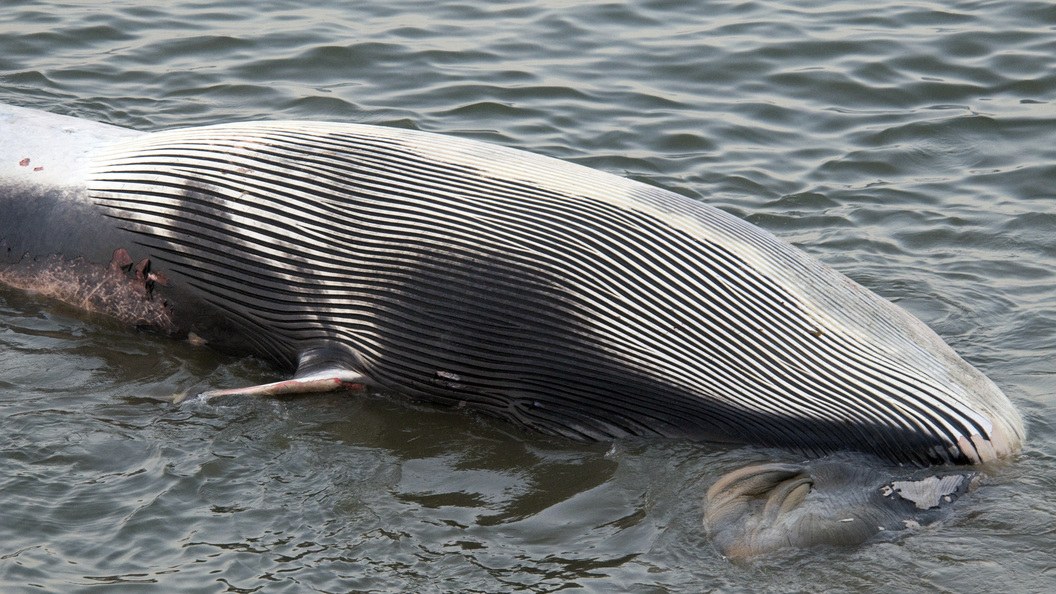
1;1;1055;591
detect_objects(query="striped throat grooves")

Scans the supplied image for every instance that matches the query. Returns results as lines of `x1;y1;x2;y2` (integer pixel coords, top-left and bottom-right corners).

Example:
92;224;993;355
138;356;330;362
86;121;1023;464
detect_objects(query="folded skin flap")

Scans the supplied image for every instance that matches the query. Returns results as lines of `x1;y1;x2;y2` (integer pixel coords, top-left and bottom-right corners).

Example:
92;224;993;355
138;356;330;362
704;462;977;558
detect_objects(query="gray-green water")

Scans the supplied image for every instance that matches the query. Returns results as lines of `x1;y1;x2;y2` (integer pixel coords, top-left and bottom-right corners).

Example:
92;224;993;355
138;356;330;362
2;1;1055;591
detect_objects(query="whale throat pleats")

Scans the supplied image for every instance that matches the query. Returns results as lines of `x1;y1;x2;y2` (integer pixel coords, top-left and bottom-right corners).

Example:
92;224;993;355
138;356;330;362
85;122;1009;463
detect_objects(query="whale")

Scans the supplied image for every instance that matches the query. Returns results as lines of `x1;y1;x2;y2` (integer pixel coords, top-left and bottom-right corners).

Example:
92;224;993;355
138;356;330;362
0;102;1024;556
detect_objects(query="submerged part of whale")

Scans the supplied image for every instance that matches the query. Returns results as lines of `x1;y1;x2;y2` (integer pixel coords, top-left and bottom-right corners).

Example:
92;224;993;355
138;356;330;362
704;461;978;558
0;104;1022;474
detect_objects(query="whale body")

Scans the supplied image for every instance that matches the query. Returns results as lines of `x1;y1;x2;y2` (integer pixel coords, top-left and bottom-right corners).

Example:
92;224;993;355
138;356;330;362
0;103;1023;471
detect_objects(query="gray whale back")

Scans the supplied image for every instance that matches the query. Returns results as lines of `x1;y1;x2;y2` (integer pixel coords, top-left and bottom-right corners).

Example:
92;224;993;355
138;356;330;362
1;108;1023;464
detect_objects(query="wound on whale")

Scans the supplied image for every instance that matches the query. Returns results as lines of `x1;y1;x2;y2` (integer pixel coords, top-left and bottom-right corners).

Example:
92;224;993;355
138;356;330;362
0;103;1024;557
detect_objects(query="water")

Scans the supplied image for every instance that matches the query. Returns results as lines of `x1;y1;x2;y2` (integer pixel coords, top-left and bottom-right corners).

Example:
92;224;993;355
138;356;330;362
1;0;1055;591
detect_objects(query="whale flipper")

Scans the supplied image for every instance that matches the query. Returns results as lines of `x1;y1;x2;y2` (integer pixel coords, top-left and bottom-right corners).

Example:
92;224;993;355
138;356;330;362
195;370;367;400
704;462;977;558
193;347;368;401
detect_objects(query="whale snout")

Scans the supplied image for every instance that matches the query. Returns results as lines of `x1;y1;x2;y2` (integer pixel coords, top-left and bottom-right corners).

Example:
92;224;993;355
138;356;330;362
958;391;1024;464
936;354;1024;464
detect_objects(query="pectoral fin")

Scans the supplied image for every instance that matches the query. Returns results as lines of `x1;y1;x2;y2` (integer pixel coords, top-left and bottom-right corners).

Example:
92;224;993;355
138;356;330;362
704;461;978;558
196;369;368;400
178;347;369;402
